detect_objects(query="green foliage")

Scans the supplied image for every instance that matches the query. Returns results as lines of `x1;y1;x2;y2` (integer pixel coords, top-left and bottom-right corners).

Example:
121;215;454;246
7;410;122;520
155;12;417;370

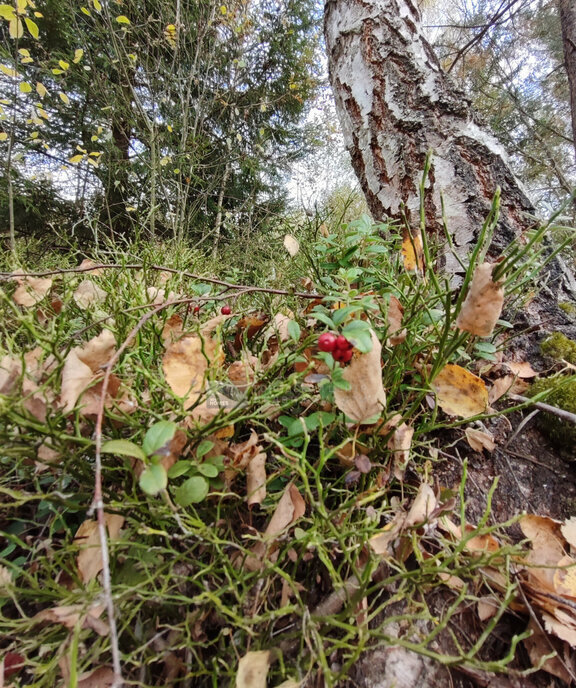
529;375;576;448
541;331;576;365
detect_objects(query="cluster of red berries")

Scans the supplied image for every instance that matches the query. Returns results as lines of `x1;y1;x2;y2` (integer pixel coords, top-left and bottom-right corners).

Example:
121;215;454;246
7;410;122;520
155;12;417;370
192;304;232;315
318;332;354;363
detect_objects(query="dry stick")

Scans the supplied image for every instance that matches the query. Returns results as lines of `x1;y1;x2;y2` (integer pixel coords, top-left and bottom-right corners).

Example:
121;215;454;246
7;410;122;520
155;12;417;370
91;297;192;688
509;394;576;425
0;263;323;300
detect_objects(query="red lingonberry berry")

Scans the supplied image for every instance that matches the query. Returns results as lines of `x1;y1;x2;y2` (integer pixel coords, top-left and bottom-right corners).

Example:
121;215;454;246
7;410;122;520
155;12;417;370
340;348;353;363
318;332;337;352
332;347;345;362
193;305;201;314
335;335;351;350
221;305;232;315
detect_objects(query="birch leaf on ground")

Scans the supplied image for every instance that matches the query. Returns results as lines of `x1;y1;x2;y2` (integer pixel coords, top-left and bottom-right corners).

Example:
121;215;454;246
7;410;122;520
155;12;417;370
333;330;386;423
162;331;223;409
465;428;496;452
12;274;52;307
455;262;504;337
388;422;414;480
75;514;125;583
386;295;407;346
73;279;106;309
431;364;488;418
236;650;271;688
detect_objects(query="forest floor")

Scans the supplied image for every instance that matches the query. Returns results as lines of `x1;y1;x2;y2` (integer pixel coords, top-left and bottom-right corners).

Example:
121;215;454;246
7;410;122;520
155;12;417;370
1;226;576;688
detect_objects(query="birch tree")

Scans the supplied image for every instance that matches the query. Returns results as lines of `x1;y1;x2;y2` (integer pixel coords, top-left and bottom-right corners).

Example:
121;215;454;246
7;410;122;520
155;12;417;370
323;0;536;274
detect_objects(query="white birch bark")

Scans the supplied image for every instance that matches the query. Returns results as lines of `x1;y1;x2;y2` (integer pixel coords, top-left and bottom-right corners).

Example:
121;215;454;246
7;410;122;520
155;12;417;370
324;0;535;272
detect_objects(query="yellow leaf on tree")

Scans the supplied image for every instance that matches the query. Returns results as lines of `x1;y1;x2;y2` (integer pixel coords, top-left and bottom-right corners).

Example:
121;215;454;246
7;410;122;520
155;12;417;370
0;64;17;78
19;81;31;92
116;14;130;24
455;262;504;337
401;228;424;272
59;92;70;104
24;17;39;39
69;154;84;164
0;132;7;141
9;17;23;38
73;48;84;63
431;364;488;418
36;81;47;98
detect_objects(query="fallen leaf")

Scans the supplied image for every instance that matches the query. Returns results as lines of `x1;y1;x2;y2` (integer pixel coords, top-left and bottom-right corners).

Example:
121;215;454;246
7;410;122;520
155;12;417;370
401;228;423;272
553;555;576;597
388;422;414;480
76;666;116;688
236;650;271;688
0;355;21;394
465;428;496;452
386;295;407;346
477;596;499;621
455;262;504;337
12;274;52;307
543;611;576;648
73;280;106;309
77;329;116;369
243;483;305;571
75;514;125;584
523;619;573;683
228;356;258;391
369;511;406;556
488;375;515;404
162;314;183;343
432;364;488;418
283;234;300;257
163;330;223;409
519;514;566;591
247;451;267;507
507;361;538;378
404;483;436;527
78;258;104;276
561;517;576;550
34;602;108;634
36;440;60;470
333;330;386;423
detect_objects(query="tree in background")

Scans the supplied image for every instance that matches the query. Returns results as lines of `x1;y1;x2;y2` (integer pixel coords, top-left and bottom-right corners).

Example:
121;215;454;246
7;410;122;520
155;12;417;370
0;0;321;247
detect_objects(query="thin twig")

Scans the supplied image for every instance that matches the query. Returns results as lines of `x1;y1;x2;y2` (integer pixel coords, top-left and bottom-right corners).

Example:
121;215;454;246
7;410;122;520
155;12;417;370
92;298;186;688
510;395;576;425
0;263;323;300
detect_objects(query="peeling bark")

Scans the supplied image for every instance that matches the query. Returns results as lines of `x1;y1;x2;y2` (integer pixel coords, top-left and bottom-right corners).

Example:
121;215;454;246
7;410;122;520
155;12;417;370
324;0;535;273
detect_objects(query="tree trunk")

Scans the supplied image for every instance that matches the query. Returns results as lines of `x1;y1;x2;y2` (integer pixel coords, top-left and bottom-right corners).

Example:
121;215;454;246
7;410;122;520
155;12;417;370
324;0;535;274
559;0;576;163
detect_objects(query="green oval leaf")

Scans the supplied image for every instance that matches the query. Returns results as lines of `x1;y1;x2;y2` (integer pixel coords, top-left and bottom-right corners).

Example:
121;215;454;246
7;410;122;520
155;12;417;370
168;461;192;479
195;439;214;459
139;464;167;495
101;439;146;462
197;463;219;478
174;476;209;506
142;421;178;457
287;320;301;342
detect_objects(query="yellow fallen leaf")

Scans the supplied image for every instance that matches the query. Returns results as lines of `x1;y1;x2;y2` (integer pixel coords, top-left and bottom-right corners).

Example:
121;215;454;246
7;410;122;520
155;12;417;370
431;364;488;418
333;330;386;423
401;228;423;272
455;262;504;337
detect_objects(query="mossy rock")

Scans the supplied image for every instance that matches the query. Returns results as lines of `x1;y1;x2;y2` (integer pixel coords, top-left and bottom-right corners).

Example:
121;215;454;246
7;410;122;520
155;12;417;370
528;375;576;453
559;302;576;319
540;332;576;365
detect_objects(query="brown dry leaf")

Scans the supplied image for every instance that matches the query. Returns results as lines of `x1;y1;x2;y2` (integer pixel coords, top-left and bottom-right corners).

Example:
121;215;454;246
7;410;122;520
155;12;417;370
553;555;576;597
465;428;496;452
187;393;235;427
404;483;436;528
12;274;52;307
236;650;271;688
334;439;371;468
455;262;504;336
78;258;104;276
76;666;116;688
243;483;305;571
561;517;576;550
519;514;566;591
431;364;488;418
477;596;499;621
228;355;258;391
283;234;300;257
247;451;267;507
36;440;60;470
34;602;108;634
369;511;406;557
162;314;183;344
75;514;125;584
73;280;107;309
386;295;407;346
523;619;573;683
488;375;515;404
388;423;414;480
163;330;223;410
0;354;21;394
77;329;116;369
507;361;537;378
440;518;501;555
268;312;293;343
333;330;386;424
543;611;576;648
401;228;423;272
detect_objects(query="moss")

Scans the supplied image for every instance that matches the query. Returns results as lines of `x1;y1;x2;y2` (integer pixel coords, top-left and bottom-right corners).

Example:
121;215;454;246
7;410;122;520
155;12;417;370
559;302;576;318
540;332;576;365
529;375;576;451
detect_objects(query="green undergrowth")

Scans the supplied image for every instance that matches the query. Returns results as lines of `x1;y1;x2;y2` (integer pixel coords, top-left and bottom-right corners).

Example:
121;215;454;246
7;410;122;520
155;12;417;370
0;194;574;686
